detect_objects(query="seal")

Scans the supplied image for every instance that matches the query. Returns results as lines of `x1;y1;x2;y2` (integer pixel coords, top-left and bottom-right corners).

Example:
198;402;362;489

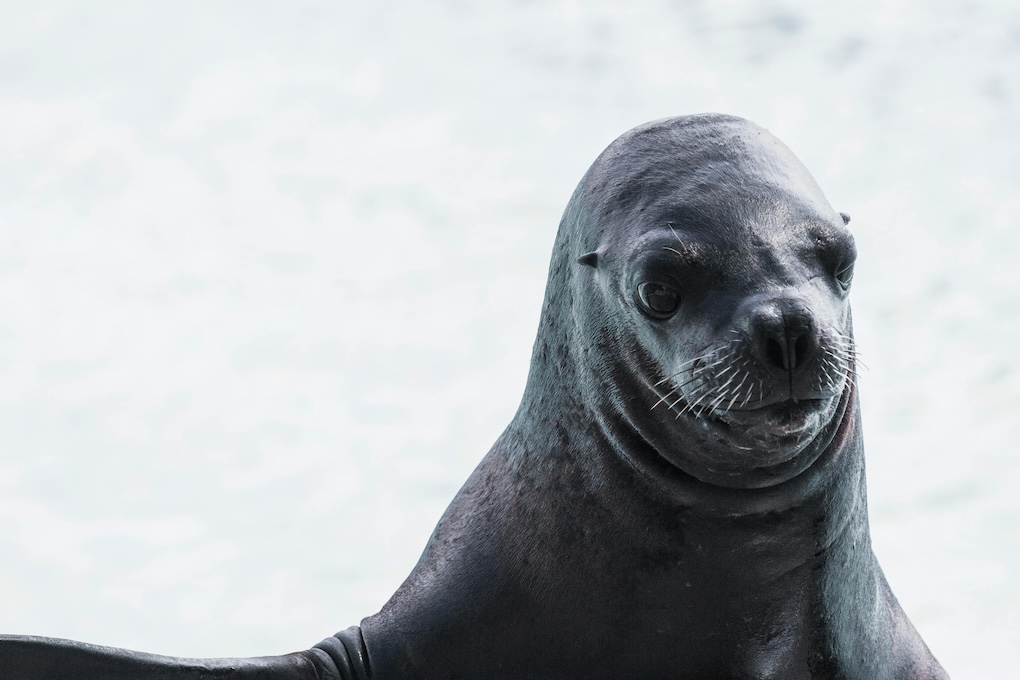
1;114;947;679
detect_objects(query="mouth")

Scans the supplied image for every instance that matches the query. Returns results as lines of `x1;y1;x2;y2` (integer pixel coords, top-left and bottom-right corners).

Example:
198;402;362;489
717;399;826;433
652;385;841;486
717;398;832;452
671;395;830;452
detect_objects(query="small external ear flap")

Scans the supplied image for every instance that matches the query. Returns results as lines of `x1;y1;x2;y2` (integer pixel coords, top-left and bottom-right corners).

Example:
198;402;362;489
577;251;599;268
839;212;851;225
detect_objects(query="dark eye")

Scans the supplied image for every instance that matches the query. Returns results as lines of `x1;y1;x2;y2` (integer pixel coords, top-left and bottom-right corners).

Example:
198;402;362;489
636;282;681;317
835;261;855;288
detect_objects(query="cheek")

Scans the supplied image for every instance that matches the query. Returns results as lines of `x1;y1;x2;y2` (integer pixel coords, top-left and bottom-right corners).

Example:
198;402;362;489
639;316;718;373
800;283;851;331
671;297;742;348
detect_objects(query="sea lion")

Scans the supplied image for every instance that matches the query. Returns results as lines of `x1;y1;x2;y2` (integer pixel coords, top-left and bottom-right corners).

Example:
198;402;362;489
0;114;947;679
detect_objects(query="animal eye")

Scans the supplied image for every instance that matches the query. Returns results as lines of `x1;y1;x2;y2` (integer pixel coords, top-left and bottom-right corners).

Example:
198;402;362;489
637;282;681;317
835;262;855;288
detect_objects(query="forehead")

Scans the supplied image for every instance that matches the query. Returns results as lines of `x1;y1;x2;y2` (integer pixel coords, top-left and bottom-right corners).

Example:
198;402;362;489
600;181;855;297
585;118;845;265
605;181;846;263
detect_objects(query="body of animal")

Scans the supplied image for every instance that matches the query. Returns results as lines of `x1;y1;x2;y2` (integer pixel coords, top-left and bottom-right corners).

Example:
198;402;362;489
0;114;947;679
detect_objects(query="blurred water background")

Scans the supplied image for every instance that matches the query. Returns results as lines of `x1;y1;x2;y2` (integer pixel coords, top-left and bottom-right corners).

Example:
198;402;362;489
0;1;1017;676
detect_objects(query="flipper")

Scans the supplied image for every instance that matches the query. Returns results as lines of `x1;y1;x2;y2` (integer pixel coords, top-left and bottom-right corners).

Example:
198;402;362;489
0;627;371;680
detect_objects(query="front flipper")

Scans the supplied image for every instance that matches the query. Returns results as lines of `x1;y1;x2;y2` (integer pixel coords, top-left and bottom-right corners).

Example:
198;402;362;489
0;634;355;679
312;628;371;680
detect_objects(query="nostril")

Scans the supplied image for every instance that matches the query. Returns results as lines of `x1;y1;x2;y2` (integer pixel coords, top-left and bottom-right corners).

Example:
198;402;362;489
792;334;809;369
765;336;788;370
750;299;816;373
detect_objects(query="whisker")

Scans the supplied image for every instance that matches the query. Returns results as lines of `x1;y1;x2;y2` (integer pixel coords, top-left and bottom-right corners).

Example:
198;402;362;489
651;389;677;410
679;387;713;418
727;371;750;410
740;381;755;408
653;353;717;386
667;223;682;243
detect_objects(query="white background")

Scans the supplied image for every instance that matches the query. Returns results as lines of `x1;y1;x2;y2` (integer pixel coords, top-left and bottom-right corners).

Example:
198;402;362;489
0;1;1017;677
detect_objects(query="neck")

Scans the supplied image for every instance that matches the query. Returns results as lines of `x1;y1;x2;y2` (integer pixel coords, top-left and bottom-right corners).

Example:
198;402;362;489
514;364;871;573
581;394;876;676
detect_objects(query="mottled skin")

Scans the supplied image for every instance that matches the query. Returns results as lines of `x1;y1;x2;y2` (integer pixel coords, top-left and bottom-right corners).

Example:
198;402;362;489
0;115;947;679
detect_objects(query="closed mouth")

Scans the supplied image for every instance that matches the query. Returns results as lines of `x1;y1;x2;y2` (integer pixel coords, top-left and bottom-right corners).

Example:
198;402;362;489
709;398;830;449
718;399;825;428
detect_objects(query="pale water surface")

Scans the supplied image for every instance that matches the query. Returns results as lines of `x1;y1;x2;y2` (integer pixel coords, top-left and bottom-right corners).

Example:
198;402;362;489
0;1;1017;677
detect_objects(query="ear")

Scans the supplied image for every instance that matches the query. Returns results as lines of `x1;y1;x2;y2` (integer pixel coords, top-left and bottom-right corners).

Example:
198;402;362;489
577;251;599;268
839;212;851;225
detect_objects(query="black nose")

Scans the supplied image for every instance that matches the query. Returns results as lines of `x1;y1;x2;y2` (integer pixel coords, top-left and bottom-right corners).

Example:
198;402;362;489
750;300;816;372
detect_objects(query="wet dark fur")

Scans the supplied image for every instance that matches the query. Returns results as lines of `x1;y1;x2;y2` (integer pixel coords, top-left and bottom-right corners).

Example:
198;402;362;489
0;115;947;679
